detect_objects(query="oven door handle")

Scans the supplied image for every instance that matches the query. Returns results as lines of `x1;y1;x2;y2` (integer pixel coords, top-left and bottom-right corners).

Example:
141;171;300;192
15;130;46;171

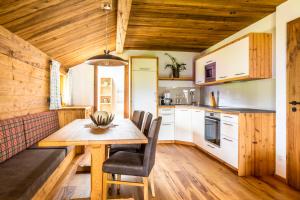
205;117;220;122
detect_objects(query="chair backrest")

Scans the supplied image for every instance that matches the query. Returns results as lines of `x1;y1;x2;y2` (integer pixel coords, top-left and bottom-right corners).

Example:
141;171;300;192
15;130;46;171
140;112;153;153
142;117;162;176
141;112;153;137
131;110;145;130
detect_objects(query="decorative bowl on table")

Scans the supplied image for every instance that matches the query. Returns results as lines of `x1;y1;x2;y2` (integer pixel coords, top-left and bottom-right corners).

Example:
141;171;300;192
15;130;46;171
87;111;115;133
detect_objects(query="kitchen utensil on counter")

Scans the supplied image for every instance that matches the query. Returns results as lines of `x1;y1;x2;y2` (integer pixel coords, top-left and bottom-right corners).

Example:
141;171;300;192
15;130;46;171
209;92;217;107
183;89;189;104
164;98;173;105
190;89;196;105
160;96;165;105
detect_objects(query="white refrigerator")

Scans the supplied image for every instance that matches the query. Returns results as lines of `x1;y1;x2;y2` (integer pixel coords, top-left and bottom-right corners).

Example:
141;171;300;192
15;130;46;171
131;57;158;117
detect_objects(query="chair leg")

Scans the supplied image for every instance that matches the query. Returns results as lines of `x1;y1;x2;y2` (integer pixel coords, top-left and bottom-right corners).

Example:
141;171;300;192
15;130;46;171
150;171;155;197
143;177;149;200
117;174;121;195
103;173;108;200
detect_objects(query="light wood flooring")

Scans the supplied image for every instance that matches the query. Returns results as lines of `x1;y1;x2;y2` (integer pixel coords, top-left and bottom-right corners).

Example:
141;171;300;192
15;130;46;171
48;144;300;200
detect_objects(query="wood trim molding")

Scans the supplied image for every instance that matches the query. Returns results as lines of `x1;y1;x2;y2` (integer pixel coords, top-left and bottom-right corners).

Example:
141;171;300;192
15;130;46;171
116;0;132;53
94;65;98;112
124;64;129;118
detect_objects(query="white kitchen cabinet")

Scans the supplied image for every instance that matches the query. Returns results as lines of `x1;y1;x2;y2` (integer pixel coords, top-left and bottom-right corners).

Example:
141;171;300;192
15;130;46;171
175;108;192;142
220;113;239;168
195;58;205;84
195;33;271;85
158;108;175;141
220;136;238;168
191;109;205;147
131;57;158;117
216;37;249;81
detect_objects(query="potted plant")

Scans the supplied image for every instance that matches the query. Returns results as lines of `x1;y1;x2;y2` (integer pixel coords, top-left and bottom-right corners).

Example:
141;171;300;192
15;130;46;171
164;53;187;78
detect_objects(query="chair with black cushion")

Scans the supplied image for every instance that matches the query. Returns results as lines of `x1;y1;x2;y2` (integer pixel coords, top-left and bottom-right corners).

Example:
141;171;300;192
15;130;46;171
102;117;162;200
109;111;151;156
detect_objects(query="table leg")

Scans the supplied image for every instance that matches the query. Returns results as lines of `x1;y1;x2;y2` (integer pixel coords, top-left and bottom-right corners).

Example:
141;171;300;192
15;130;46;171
90;144;106;200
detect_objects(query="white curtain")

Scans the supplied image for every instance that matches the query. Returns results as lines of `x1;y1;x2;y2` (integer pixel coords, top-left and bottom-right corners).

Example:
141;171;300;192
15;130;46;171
63;70;73;105
49;60;62;110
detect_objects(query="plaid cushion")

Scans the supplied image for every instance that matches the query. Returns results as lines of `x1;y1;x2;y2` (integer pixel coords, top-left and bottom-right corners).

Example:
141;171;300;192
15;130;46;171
0;117;26;163
23;111;59;148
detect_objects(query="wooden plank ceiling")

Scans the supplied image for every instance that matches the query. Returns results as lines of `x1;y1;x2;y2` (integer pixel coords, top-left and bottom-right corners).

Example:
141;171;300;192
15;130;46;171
0;0;285;69
0;0;117;68
124;0;286;52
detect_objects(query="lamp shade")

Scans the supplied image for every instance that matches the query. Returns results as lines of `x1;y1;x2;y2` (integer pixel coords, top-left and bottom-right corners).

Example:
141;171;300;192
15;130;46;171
85;51;128;66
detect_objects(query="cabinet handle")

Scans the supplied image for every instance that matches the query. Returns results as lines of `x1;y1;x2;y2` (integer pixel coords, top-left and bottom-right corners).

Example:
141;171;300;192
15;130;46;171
223;122;233;126
235;73;246;76
223;115;233;119
219;76;227;79
252;141;258;144
196;81;203;84
162;123;173;126
223;137;233;142
139;67;151;71
206;60;213;64
207;144;215;149
161;114;173;116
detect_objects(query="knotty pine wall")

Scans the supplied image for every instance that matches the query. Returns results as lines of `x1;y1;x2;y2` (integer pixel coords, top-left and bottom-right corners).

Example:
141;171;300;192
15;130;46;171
0;25;51;120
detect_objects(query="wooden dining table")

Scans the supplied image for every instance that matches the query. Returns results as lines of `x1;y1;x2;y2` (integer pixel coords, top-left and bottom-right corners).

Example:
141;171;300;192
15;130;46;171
38;118;148;200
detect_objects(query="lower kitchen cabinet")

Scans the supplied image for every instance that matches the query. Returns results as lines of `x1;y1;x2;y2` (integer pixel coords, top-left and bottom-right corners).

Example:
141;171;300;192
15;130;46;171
175;108;192;142
220;136;238;168
191;109;205;147
158;108;175;141
158;106;275;177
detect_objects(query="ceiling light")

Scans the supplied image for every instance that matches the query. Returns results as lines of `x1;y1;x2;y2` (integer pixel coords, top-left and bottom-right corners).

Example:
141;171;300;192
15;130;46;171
85;2;128;66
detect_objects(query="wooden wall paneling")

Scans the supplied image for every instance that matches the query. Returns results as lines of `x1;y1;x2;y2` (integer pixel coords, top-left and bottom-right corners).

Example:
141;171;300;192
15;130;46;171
58;107;92;128
0;25;50;120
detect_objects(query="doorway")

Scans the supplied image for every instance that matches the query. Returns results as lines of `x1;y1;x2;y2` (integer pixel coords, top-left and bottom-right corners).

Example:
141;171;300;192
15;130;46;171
94;65;129;118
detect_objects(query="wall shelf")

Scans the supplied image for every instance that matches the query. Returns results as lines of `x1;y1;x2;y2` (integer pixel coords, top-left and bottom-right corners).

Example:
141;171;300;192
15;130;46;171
159;77;194;81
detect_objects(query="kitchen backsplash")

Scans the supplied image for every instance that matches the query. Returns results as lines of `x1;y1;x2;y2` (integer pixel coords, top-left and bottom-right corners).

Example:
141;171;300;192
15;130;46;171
158;87;201;105
200;79;276;110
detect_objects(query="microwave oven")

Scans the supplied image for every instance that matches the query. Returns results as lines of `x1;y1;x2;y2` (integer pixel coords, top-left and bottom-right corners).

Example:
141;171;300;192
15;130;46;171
205;62;216;82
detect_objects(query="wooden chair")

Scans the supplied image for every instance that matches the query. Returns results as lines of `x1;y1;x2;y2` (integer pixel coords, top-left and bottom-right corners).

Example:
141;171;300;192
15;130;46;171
102;117;162;200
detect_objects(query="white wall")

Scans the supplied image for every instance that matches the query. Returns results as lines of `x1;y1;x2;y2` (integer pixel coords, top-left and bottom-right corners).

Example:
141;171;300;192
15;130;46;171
69;63;94;106
200;13;276;110
275;0;300;178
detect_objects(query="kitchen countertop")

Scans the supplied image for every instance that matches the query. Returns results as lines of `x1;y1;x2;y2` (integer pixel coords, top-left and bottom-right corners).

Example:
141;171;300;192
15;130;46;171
158;104;275;113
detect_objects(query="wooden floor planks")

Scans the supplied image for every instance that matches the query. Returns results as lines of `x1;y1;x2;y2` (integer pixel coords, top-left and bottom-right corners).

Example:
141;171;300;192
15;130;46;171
48;144;300;200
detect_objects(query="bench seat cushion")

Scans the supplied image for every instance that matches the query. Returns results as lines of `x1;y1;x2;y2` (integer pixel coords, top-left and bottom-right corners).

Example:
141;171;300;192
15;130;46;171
0;117;26;163
0;148;65;200
28;143;74;156
23;111;59;147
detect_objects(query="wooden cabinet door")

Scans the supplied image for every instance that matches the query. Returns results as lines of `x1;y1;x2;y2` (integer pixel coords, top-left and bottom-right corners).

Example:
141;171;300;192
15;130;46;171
287;17;300;190
192;110;205;147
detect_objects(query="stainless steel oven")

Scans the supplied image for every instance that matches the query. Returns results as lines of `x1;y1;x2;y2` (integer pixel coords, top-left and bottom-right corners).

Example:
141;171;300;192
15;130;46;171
205;111;221;147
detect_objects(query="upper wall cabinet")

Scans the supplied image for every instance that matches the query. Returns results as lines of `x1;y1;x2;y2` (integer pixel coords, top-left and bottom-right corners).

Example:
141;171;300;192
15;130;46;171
195;33;272;86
